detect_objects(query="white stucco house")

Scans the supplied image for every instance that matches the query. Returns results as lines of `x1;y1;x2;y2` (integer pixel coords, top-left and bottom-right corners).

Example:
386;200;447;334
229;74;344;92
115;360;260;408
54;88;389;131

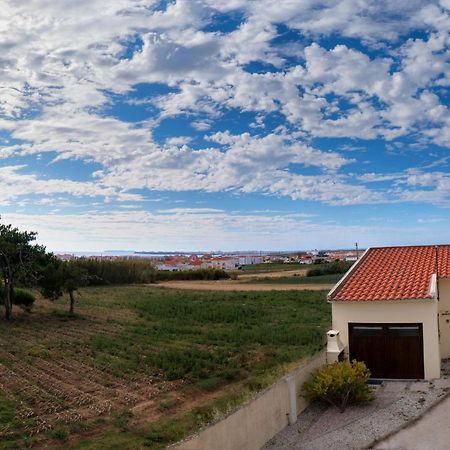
238;255;263;266
209;257;240;270
328;245;450;380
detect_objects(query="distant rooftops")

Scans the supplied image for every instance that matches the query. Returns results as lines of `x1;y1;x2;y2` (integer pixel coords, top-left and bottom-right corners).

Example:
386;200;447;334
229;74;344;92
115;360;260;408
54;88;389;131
328;245;450;302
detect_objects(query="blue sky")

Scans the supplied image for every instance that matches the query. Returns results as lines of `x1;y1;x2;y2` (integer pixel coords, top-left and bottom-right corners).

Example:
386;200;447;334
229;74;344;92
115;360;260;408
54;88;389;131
1;0;450;252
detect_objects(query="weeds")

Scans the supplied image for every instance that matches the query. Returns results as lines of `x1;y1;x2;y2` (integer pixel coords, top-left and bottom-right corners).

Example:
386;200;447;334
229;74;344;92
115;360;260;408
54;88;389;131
0;285;330;449
49;425;69;442
112;409;133;431
74;288;329;386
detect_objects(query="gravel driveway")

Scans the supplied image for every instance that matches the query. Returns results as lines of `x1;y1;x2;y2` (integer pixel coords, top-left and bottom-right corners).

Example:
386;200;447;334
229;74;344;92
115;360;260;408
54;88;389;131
263;379;450;450
374;392;450;450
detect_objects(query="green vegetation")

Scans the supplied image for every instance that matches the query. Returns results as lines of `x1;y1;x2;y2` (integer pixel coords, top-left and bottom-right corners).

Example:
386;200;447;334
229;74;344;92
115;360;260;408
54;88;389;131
303;360;373;413
0;285;330;448
72;287;330;384
0;219;332;448
236;262;305;274
236;260;353;277
245;273;343;285
155;268;230;282
70;258;229;285
0;391;23;449
1;286;36;309
40;259;87;315
70;258;156;285
306;260;353;277
0;221;47;320
12;288;36;311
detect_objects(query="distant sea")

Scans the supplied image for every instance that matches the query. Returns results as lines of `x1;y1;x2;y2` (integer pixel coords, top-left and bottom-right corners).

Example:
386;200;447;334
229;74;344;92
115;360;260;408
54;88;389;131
57;250;275;257
59;251;172;258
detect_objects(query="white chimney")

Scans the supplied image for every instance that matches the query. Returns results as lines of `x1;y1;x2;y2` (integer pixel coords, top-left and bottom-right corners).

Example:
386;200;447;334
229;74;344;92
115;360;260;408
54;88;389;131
326;330;345;363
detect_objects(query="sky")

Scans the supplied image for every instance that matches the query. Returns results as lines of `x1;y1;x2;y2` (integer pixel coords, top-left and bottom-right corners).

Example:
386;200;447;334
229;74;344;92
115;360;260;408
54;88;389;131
1;0;450;252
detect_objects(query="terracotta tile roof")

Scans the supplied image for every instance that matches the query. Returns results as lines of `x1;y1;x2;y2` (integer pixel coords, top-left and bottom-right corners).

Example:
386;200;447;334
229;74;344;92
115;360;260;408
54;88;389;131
329;245;450;301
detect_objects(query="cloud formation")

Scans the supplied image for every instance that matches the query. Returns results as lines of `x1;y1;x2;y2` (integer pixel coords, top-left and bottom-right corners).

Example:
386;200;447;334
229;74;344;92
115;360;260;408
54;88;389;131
2;209;439;252
1;1;450;249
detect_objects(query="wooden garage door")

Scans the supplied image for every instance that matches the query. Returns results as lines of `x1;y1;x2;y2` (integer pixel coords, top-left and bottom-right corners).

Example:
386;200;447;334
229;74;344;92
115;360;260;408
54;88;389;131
349;323;424;379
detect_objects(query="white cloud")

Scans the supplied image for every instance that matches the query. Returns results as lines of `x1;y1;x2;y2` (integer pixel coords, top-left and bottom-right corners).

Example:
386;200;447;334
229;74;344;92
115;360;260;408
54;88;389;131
191;120;213;131
1;209;436;252
95;131;368;205
0;0;449;212
1;109;155;164
0;165;141;205
165;136;193;146
243;0;446;42
358;169;450;206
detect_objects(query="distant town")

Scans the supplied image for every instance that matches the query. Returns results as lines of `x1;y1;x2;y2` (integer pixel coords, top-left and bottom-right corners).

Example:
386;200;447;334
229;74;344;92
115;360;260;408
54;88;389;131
56;249;362;271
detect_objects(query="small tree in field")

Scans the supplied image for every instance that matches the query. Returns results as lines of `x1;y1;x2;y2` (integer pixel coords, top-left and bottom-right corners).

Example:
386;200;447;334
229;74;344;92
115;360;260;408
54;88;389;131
40;259;87;315
0;222;46;320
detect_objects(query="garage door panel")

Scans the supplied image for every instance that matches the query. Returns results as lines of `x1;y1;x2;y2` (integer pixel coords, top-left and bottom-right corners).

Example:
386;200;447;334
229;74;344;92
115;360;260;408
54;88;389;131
387;325;424;379
349;323;424;379
349;325;385;378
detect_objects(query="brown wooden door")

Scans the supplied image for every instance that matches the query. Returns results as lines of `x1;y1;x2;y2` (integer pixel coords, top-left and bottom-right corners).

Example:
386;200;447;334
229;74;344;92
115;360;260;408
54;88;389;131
349;323;424;379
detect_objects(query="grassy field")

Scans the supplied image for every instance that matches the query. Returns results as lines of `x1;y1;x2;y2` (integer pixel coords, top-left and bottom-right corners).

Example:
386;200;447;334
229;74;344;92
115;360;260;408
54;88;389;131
246;273;343;285
234;262;306;274
235;262;346;276
0;285;330;449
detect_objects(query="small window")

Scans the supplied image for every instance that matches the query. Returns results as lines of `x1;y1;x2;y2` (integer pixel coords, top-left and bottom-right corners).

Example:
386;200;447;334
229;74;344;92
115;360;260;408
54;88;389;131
352;325;383;336
388;326;420;337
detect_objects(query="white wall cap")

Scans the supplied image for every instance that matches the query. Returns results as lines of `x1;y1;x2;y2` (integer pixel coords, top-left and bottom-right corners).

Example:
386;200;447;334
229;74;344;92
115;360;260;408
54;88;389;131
429;273;437;299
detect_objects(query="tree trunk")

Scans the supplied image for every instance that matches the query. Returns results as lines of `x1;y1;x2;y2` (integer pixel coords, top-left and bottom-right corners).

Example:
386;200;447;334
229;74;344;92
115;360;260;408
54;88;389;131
69;290;75;315
4;279;12;321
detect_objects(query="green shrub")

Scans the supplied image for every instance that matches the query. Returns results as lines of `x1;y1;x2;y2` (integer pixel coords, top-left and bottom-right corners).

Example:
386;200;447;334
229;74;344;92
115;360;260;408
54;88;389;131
303;360;373;412
155;268;229;282
12;288;36;311
72;258;157;285
306;260;353;277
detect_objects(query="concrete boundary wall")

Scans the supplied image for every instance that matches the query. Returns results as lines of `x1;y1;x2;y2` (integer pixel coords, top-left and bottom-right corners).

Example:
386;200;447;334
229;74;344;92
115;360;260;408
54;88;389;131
176;349;326;450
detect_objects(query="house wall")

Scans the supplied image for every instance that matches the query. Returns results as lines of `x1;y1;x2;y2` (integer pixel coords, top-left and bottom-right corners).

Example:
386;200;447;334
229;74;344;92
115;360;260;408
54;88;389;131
209;259;239;270
332;299;441;380
238;256;263;265
438;279;450;359
156;264;178;271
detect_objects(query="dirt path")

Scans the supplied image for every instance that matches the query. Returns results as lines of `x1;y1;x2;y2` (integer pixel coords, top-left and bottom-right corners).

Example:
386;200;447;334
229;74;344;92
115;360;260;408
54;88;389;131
155;280;333;291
